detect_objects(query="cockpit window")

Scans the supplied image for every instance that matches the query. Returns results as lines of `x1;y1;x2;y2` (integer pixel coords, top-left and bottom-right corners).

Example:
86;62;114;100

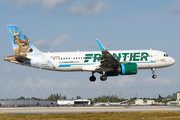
164;54;168;57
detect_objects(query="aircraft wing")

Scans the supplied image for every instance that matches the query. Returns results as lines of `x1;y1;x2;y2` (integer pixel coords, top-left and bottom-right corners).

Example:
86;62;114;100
96;39;120;71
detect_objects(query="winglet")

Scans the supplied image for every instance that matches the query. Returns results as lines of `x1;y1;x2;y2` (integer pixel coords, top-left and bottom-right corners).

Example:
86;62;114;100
96;38;106;50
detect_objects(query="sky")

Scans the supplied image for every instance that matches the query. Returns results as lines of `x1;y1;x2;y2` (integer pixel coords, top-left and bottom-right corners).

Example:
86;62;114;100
0;0;180;100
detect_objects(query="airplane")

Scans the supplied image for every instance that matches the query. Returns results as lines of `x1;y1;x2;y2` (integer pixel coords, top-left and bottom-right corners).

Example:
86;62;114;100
107;101;129;106
120;101;129;106
4;25;175;82
107;102;121;106
94;102;109;106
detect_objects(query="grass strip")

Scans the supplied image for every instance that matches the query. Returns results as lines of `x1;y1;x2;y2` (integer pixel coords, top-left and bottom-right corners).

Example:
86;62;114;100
0;112;180;120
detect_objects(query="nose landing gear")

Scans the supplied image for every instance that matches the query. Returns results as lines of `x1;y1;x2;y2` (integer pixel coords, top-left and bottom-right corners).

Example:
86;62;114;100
151;68;157;79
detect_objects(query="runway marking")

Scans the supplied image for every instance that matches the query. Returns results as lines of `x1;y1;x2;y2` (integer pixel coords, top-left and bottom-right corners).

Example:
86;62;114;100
142;109;169;113
0;111;16;114
164;117;180;118
152;109;169;112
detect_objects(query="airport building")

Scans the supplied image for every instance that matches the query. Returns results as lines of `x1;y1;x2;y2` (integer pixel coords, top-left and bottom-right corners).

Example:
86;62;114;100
146;100;155;105
135;99;157;105
0;99;54;107
167;101;180;106
135;99;144;105
172;91;180;101
57;99;91;106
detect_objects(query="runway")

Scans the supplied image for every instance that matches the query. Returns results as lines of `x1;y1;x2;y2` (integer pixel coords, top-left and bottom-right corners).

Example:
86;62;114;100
0;106;180;114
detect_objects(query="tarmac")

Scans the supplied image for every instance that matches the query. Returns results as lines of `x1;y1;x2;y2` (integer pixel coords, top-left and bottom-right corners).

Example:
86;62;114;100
0;106;180;114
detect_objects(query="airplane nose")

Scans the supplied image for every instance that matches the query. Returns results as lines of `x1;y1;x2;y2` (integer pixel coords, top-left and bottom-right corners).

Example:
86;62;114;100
172;58;175;64
170;57;175;65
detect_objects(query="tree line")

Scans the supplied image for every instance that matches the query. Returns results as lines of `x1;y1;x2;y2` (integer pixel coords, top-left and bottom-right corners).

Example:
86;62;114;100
15;94;174;104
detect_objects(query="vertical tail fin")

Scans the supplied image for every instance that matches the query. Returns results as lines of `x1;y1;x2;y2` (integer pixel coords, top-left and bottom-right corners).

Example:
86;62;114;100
7;25;41;57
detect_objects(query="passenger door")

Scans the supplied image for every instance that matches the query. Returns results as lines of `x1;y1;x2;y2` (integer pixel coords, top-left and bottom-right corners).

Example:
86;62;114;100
41;55;47;65
153;51;159;62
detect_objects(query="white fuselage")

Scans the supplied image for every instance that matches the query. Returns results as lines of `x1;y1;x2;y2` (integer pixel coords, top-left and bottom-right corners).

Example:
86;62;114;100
28;49;175;72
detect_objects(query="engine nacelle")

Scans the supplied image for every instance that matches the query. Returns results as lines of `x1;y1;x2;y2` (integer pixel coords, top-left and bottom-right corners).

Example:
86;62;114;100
105;63;138;76
120;63;138;75
105;71;119;76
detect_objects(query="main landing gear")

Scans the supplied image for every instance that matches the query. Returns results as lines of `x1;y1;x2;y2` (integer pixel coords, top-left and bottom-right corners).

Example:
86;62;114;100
100;75;107;81
89;72;96;82
89;72;107;82
151;68;157;79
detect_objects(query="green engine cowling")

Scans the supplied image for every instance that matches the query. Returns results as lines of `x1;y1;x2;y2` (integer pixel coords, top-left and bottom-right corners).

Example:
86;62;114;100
105;63;138;76
120;63;138;75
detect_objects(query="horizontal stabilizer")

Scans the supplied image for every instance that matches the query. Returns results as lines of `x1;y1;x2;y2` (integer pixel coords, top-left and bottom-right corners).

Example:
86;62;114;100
4;55;30;63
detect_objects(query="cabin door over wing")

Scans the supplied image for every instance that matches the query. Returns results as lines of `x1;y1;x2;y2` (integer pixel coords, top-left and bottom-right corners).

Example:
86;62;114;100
41;55;47;65
153;51;159;62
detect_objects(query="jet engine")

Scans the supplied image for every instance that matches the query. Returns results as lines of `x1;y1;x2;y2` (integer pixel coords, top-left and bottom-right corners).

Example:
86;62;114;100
120;63;138;75
105;63;138;76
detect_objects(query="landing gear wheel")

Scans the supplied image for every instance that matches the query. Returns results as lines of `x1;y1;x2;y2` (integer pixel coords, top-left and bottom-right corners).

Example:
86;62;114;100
89;72;96;82
100;75;107;81
152;75;157;79
151;68;157;79
89;76;96;82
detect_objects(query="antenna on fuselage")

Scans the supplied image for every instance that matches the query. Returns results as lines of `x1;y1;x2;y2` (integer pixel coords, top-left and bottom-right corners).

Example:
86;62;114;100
150;48;152;50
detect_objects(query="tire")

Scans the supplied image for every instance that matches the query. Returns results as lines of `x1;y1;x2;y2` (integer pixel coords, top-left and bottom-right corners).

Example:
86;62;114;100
100;75;107;81
89;76;96;82
152;75;157;79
